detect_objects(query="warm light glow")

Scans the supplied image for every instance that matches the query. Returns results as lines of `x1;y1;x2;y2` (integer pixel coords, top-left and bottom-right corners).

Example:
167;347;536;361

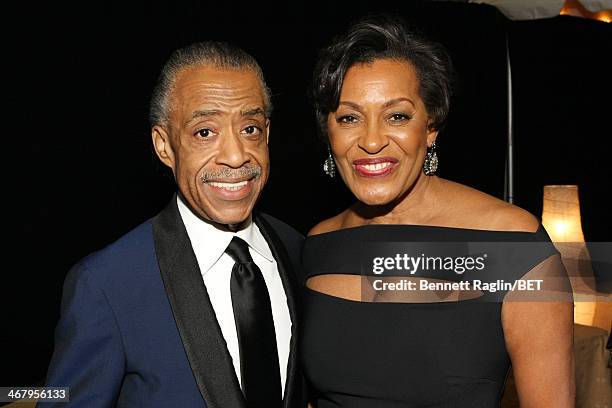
552;220;569;237
542;185;585;243
597;12;611;23
560;0;612;23
541;185;595;327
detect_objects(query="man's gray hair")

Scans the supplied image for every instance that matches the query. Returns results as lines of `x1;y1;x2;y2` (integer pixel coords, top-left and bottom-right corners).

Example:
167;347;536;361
149;41;273;127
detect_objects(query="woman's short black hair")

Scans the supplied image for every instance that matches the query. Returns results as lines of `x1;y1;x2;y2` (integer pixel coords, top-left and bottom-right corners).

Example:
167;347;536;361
311;14;454;141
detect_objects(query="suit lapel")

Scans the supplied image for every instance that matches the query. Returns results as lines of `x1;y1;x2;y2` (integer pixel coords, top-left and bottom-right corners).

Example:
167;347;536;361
254;212;303;408
152;197;247;408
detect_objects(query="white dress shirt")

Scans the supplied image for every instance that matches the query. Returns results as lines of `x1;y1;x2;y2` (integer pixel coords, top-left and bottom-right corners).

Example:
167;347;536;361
176;196;291;395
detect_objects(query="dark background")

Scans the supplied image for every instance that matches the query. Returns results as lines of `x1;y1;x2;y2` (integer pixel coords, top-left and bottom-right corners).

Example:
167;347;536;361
5;0;611;387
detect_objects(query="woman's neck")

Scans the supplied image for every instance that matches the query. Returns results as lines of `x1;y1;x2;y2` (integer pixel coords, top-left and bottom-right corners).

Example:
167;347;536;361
349;173;446;226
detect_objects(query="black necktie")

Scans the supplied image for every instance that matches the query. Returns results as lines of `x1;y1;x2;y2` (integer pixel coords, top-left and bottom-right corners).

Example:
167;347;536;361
225;236;282;408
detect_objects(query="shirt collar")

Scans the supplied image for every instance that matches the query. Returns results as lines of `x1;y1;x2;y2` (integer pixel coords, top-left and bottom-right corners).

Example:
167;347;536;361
176;195;275;274
234;217;275;262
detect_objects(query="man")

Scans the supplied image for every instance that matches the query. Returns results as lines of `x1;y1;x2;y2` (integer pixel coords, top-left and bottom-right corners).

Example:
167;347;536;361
42;42;305;408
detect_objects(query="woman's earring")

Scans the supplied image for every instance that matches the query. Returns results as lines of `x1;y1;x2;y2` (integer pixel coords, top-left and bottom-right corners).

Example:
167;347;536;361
323;145;336;178
423;141;438;176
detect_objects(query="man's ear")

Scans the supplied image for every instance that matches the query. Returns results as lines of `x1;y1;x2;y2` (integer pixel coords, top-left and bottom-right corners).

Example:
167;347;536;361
265;119;271;144
152;125;176;172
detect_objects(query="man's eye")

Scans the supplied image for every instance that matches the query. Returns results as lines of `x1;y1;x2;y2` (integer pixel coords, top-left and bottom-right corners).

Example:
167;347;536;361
242;125;262;135
338;115;358;124
195;128;213;138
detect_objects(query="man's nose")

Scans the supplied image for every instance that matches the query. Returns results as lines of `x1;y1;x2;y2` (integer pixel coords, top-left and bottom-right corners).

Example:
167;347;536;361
216;131;249;168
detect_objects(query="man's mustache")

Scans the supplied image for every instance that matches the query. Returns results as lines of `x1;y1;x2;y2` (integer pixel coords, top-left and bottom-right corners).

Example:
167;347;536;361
200;165;262;182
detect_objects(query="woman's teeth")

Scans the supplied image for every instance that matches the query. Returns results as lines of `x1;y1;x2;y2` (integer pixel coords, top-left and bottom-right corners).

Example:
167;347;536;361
362;162;391;171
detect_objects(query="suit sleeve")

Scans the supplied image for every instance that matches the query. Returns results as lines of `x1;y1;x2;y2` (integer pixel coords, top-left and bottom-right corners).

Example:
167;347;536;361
38;262;125;407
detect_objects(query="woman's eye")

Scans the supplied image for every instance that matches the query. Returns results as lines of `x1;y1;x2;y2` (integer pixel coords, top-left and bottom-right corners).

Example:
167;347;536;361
338;115;358;124
389;113;411;122
242;125;262;135
195;128;213;138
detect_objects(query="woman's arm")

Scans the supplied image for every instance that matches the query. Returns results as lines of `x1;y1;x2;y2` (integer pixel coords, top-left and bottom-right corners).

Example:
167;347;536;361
502;297;575;407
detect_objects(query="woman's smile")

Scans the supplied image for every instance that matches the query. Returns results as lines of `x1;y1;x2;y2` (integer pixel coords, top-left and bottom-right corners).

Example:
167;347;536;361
352;156;399;177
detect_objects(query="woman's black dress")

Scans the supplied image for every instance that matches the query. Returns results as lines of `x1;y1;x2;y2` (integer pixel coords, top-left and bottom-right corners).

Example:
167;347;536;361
300;224;566;408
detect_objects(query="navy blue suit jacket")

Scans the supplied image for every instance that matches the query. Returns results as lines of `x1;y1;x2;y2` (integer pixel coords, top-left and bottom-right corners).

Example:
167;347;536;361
40;197;305;407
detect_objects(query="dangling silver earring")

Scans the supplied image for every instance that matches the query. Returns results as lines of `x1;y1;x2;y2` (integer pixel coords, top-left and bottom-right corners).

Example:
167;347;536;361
423;141;438;176
323;145;336;178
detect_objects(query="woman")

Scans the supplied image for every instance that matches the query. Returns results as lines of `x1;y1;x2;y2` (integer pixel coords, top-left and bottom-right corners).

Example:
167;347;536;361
301;15;574;408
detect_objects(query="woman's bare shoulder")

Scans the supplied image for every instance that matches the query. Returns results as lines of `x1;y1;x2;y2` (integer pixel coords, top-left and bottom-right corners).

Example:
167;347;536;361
307;210;350;237
439;179;540;233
